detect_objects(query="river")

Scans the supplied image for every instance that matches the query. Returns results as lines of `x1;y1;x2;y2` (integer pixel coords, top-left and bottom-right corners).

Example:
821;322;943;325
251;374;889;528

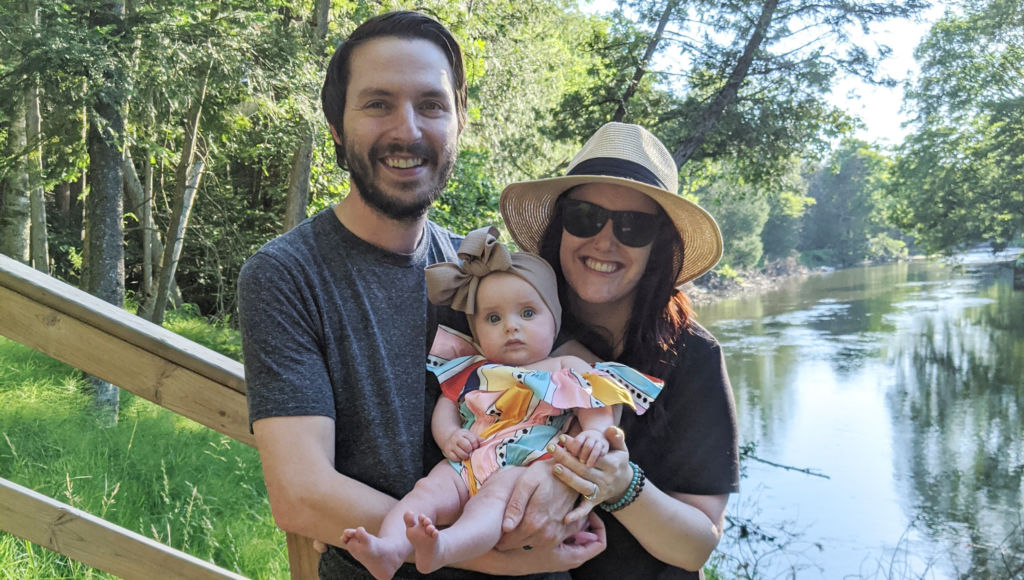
701;249;1024;579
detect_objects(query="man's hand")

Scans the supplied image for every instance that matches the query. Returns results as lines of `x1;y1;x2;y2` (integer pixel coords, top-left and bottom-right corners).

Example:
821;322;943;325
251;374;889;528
497;459;580;550
471;512;607;575
443;428;480;461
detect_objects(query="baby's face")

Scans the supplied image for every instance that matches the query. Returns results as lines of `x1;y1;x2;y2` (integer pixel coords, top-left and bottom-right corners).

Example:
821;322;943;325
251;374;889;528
472;272;557;366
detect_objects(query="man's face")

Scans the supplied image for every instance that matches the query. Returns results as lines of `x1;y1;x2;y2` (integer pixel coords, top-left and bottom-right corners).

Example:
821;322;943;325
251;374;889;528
338;37;460;221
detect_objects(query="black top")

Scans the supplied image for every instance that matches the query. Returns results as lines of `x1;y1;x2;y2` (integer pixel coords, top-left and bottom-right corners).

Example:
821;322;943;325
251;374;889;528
572;322;739;579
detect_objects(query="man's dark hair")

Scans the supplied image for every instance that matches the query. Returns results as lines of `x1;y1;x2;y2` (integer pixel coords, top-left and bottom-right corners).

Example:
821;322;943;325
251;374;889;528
320;10;468;169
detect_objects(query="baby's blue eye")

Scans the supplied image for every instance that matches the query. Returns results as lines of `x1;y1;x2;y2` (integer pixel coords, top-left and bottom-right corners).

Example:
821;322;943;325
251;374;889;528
522;308;536;319
487;314;501;324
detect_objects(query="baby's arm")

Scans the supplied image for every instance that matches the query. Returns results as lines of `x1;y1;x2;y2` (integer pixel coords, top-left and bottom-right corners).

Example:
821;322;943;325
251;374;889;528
433;396;479;461
544;355;615;466
572;407;615;466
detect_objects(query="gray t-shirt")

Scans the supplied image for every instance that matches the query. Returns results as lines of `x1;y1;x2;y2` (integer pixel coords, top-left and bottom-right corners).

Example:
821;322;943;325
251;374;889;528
240;207;462;496
238;209;558;580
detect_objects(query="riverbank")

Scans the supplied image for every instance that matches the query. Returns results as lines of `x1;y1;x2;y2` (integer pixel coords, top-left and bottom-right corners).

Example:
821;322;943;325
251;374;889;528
684;257;811;307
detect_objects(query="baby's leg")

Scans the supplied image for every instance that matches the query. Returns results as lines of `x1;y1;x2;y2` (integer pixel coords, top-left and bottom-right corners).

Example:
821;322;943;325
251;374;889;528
343;462;468;580
407;466;524;574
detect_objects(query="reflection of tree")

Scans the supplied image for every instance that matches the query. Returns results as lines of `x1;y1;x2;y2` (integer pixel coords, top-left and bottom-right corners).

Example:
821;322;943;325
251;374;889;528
886;270;1024;577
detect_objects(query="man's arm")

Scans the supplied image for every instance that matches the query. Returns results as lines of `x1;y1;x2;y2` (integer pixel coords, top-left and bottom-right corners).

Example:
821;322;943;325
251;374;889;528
254;415;398;544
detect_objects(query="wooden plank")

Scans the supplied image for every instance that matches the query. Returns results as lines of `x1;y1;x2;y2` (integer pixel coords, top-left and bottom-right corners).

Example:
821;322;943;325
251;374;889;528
0;477;249;580
286;532;321;580
0;286;254;447
0;254;245;394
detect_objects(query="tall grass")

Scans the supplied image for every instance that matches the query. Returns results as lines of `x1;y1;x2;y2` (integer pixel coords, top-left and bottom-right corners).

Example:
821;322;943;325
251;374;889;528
0;313;286;579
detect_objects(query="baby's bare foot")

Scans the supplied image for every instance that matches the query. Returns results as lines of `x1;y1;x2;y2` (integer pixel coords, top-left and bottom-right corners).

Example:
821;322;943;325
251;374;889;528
341;526;405;580
405;512;448;574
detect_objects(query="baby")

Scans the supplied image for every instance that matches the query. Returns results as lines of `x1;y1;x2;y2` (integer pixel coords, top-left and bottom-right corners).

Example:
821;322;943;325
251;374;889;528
341;226;662;579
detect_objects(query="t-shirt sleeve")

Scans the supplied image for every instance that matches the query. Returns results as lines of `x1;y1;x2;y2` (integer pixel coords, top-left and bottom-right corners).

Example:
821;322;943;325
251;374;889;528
643;329;739;496
238;252;335;429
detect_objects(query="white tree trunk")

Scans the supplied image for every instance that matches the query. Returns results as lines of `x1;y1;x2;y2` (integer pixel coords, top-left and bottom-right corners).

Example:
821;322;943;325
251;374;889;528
1;95;30;263
148;67;208;325
283;132;314;232
151;159;204;325
28;79;50;274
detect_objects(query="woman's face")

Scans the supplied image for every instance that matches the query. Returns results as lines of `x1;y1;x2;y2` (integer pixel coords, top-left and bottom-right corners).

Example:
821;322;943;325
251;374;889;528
558;183;659;310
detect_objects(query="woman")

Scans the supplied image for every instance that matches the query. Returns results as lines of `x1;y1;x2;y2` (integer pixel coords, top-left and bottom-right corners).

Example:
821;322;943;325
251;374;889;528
499;122;739;578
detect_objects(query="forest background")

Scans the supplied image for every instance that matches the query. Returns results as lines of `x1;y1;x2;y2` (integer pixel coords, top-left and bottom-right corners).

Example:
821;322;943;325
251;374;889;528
0;0;1022;577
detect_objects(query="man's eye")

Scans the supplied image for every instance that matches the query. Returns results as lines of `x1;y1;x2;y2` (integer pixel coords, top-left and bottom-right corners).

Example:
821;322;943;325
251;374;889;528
522;308;535;319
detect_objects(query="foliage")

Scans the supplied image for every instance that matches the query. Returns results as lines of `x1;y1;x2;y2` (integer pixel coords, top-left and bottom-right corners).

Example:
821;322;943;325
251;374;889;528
887;0;1024;254
0;336;283;578
550;0;927;192
800;140;897;267
703;176;771;271
760;162;815;262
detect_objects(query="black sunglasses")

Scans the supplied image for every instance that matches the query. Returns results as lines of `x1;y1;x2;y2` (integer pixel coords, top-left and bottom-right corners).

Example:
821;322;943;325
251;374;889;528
559;198;659;248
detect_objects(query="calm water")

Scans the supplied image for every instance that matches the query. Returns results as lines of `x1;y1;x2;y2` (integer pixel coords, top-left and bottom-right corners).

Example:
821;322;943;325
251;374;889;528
701;249;1024;579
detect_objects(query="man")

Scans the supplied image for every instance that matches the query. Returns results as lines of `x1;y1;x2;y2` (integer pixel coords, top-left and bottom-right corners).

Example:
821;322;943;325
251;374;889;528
237;11;603;579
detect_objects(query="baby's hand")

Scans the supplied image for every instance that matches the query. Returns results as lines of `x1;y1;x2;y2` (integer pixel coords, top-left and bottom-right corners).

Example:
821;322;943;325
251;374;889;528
443;429;479;461
573;429;610;467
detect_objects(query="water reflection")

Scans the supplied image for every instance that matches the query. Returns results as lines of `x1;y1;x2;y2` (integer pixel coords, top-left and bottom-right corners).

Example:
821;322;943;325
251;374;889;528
886;267;1024;577
702;251;1024;578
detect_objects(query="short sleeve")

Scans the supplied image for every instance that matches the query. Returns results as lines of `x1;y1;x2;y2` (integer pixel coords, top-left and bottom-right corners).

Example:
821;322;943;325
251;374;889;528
623;325;739;496
238;252;335;428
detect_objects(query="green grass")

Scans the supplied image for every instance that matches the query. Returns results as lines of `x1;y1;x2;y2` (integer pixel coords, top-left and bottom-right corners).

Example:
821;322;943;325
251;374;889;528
0;314;287;579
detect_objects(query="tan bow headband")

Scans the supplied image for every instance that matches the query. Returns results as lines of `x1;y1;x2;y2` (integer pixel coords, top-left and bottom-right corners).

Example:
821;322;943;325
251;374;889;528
426;226;562;335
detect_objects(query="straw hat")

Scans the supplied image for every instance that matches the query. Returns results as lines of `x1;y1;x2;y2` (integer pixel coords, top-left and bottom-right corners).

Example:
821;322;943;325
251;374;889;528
500;122;722;287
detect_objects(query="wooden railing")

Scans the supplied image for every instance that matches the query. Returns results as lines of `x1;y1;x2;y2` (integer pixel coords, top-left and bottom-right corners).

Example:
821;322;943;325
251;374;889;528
0;254;318;579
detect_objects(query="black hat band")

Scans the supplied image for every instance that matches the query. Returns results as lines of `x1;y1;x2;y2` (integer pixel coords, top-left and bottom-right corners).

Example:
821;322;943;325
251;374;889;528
568;157;667;190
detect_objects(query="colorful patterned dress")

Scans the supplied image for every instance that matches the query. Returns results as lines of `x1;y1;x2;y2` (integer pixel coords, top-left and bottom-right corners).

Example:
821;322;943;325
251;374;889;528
427;332;663;494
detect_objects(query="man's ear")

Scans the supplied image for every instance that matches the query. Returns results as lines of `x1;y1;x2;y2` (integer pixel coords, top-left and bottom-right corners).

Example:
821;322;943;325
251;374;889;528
328;123;342;145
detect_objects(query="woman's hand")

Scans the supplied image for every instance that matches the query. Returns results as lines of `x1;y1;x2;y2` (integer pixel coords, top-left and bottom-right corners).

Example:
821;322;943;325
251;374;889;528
550;425;634;524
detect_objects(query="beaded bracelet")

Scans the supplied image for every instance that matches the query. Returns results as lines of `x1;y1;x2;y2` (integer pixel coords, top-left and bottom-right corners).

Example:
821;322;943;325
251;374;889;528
600;461;646;512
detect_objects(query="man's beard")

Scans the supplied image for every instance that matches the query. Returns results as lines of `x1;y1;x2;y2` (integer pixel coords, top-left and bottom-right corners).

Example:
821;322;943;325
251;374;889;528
345;139;457;222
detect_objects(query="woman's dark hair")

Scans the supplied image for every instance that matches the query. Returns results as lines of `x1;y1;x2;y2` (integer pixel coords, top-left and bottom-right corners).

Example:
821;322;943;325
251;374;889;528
539;191;695;376
320;11;468;169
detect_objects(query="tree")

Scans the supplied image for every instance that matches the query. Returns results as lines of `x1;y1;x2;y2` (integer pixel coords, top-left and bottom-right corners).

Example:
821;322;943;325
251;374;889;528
761;162;814;262
800;140;893;267
82;0;129;423
887;0;1024;254
282;0;331;233
551;0;928;190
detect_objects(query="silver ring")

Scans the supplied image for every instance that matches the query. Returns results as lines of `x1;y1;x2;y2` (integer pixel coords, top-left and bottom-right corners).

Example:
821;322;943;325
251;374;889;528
584;483;599;502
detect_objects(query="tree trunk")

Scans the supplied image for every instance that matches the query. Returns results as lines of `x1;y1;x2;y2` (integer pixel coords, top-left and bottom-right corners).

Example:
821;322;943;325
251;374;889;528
611;0;678;123
1;94;30;263
151;159;204;325
143;150;154;293
282;0;330;233
148;66;209;325
83;1;127;425
123;149;164;288
283;132;314;232
28;77;50;274
671;0;779;168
